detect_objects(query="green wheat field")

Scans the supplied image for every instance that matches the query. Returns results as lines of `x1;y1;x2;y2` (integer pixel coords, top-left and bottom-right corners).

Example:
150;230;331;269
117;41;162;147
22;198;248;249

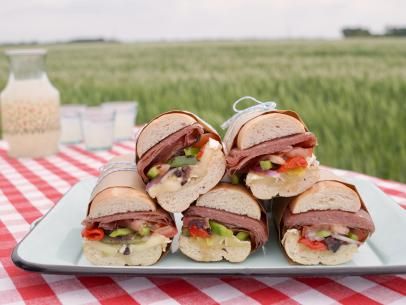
0;39;405;182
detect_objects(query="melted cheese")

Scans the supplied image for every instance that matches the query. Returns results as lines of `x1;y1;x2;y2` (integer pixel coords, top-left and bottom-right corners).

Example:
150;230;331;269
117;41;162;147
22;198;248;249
87;234;171;256
189;138;221;177
246;171;283;185
148;174;183;197
306;154;319;167
246;154;319;186
191;234;250;249
148;138;222;198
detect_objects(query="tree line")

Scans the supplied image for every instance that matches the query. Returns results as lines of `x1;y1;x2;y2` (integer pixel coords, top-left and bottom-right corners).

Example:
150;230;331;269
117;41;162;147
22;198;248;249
342;27;406;38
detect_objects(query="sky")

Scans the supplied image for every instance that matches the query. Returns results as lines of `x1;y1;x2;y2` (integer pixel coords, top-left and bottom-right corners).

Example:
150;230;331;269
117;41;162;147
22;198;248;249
0;0;404;43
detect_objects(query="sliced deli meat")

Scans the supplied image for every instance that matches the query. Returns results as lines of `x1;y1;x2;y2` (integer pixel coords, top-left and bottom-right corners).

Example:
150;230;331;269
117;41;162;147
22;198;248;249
137;123;204;182
183;206;268;250
226;132;317;174
283;208;375;232
82;208;176;234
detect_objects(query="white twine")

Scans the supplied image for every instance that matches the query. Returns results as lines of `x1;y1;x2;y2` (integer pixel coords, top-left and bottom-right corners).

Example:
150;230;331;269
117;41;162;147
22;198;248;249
221;96;277;130
96;161;136;185
99;161;136;173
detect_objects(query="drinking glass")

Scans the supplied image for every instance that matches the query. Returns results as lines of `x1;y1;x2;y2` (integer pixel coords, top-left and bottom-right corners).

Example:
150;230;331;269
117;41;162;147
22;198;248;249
102;101;138;140
81;107;115;151
60;105;85;144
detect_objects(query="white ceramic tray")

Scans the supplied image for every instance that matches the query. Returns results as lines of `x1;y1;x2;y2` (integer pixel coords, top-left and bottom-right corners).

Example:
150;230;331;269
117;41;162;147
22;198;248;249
12;177;406;276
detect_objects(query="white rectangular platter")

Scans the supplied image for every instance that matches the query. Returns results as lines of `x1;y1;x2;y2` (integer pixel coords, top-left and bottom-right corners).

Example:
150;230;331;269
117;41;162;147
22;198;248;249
12;177;406;276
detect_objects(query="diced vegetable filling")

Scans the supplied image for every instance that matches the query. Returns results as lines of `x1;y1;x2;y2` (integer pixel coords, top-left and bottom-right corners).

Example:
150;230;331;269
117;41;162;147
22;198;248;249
253;147;314;174
182;219;251;242
230;174;240;185
146;133;216;182
230;147;316;184
297;224;368;252
82;220;177;249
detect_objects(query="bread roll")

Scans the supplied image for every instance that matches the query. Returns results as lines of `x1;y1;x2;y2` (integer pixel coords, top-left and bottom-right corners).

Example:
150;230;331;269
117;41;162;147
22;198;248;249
84;239;169;266
225;109;319;200
136;113;196;158
82;162;176;266
282;229;358;265
237;113;305;150
150;145;226;212
196;183;261;220
246;166;320;199
289;181;361;214
273;172;375;266
88;187;156;219
179;184;267;263
136;111;226;213
179;235;251;263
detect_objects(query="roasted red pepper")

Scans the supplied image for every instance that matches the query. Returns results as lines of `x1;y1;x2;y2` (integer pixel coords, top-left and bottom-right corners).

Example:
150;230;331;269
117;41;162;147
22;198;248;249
196;147;204;160
278;156;308;173
81;227;105;241
193;133;216;149
299;237;327;251
189;225;210;238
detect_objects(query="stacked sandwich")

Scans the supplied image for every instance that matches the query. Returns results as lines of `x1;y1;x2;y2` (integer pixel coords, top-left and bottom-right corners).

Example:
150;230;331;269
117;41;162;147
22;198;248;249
81;111;269;265
135;111;269;263
81;106;375;266
179;183;268;262
135;111;226;213
81;156;178;266
273;170;375;265
223;108;375;265
224;110;320;199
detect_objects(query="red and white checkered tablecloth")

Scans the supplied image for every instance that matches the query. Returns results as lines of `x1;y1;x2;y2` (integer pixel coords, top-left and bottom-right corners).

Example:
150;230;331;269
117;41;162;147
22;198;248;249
1;139;405;305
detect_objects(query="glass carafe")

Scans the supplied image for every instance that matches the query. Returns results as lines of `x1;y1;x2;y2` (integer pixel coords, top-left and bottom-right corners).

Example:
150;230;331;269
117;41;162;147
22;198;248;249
0;49;60;157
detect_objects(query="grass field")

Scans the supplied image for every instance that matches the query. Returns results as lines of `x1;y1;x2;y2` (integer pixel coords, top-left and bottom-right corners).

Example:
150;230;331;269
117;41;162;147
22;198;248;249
0;39;405;182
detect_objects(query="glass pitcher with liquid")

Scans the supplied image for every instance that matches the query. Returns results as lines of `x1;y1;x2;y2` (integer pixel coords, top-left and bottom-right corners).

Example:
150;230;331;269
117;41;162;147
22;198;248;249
0;49;60;158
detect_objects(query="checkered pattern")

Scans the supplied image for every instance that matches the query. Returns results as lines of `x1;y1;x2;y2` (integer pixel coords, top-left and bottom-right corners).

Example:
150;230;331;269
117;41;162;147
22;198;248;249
0;139;405;305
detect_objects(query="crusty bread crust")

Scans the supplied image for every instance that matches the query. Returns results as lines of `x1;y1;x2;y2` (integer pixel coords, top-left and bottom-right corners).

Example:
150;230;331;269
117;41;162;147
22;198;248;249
237;113;305;150
88;187;156;219
196;183;261;220
179;235;251;263
289;181;361;214
247;166;320;200
282;229;358;265
136;113;197;158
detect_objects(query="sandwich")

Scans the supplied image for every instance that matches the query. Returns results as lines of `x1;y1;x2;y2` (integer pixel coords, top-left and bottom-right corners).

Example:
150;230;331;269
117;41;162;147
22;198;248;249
81;156;177;266
136;111;226;212
224;109;320;199
273;170;375;265
179;183;268;263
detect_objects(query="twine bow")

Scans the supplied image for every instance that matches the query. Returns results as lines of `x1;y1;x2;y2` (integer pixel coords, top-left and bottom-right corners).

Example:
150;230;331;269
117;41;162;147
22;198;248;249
221;96;277;130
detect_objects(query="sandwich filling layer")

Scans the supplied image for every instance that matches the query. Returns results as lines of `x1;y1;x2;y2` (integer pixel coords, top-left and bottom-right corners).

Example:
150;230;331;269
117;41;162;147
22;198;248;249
82;209;177;256
226;132;318;183
182;206;268;250
282;208;375;253
138;123;205;182
138;123;223;198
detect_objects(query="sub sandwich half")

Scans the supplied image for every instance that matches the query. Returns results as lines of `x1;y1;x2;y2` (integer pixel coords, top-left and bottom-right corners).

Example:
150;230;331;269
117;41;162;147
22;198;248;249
81;158;177;266
136;111;226;212
179;183;268;263
273;171;375;265
224;110;320;199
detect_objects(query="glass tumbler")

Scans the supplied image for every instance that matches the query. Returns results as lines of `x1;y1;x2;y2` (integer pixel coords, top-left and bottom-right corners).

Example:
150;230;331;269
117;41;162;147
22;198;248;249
80;107;115;151
102;101;138;140
60;105;85;144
